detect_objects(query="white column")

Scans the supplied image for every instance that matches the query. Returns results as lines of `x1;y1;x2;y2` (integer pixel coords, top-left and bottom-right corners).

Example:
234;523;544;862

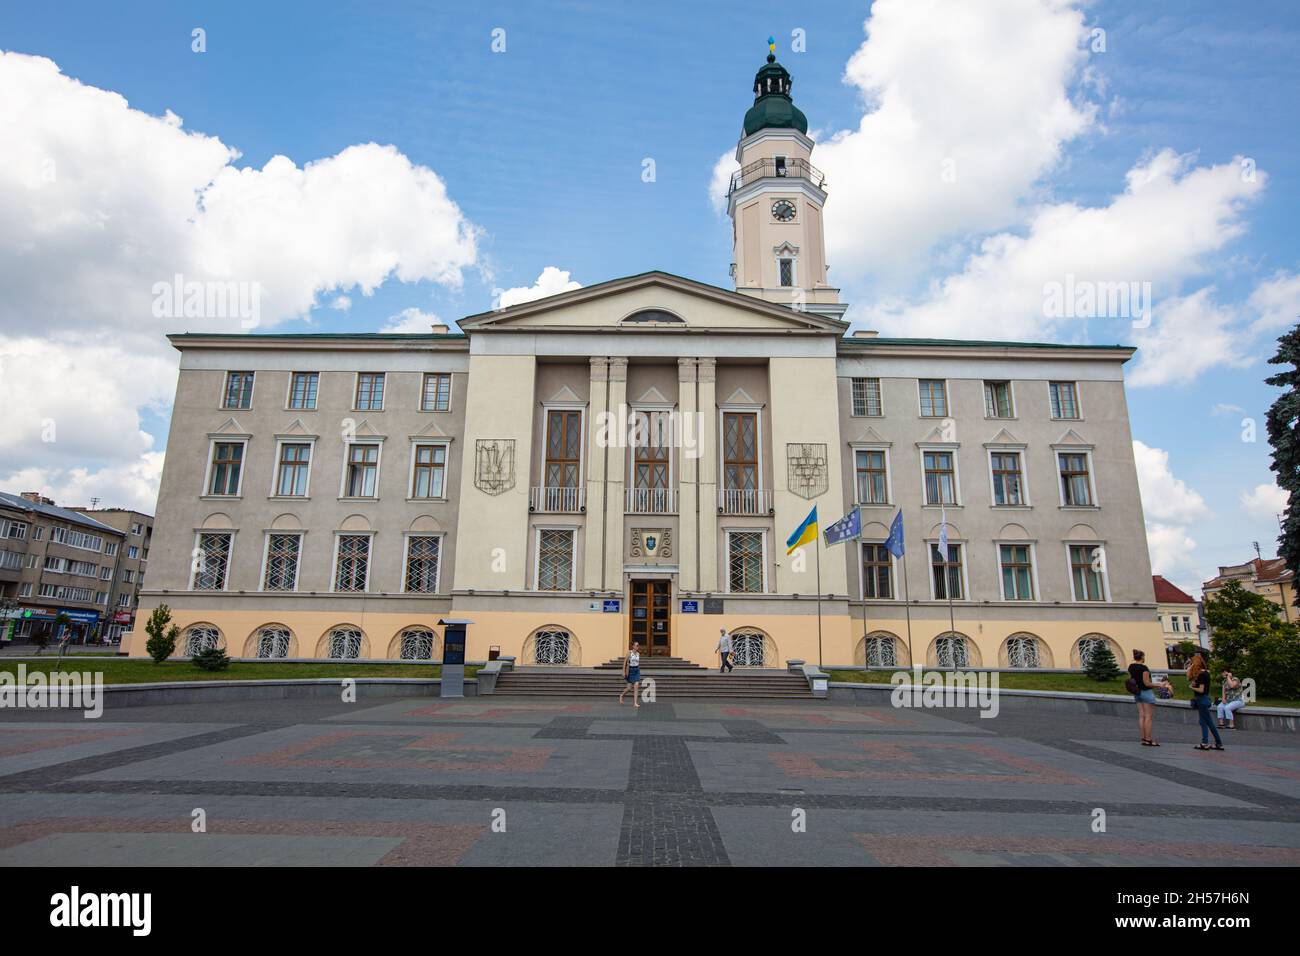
697;358;718;592
677;359;698;592
583;357;609;590
603;358;628;590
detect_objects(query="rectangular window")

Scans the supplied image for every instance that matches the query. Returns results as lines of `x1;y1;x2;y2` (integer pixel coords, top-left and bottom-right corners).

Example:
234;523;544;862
991;452;1025;506
289;372;319;410
333;534;371;592
191;532;232;590
276;443;312;497
43;556;66;573
344;443;380;498
263;533;302;591
31;526;42;540
101;567;112;580
105;542;118;557
208;442;244;496
0;519;29;540
1070;544;1107;601
727;530;765;593
18;582;31;598
223;371;254;409
632;410;670;494
919;379;948;417
421;372;451;411
930;543;964;600
536;529;575;591
123;570;134;583
544;410;582;492
855;449;888;505
1059;452;1093;506
130;522;142;535
778;258;794;287
411;443;447;499
861;542;893;599
984;381;1013;418
404;535;442;593
354;372;385;411
1050;381;1079;419
999;544;1034;600
923;451;957;505
127;546;138;559
722;411;759;495
851;378;882;417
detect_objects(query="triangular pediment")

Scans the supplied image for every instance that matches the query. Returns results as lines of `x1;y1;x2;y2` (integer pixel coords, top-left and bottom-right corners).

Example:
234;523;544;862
412;420;451;439
1054;428;1091;447
351;419;384;439
984;427;1025;447
635;385;670;405
457;271;848;335
852;425;890;445
721;387;759;407
545;384;583;403
279;418;313;437
917;425;958;446
213;417;246;435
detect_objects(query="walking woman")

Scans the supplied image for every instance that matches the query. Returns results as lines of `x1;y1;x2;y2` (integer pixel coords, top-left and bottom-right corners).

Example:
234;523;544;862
1188;654;1224;751
1128;649;1159;746
619;640;642;709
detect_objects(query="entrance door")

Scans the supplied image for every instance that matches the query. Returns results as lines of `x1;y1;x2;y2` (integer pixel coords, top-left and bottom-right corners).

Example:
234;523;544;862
629;580;671;656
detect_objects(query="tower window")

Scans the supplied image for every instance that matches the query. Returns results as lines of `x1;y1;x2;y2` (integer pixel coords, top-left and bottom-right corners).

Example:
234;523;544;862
774;156;787;177
778;258;794;287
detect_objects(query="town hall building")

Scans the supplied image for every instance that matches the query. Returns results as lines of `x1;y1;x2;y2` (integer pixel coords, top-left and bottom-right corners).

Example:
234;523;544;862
128;51;1162;671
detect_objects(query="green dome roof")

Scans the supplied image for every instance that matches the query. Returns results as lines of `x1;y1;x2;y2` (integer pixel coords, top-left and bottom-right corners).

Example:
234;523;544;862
743;54;808;136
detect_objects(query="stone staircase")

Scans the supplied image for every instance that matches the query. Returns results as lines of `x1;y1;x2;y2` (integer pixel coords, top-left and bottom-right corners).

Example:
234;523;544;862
493;661;813;699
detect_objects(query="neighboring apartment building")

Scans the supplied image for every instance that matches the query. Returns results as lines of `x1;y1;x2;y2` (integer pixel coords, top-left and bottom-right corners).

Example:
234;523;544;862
0;491;126;643
1202;556;1297;628
69;507;154;641
127;51;1163;670
1152;574;1202;666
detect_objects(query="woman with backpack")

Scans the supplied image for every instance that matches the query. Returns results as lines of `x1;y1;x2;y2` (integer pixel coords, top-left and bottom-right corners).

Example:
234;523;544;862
1127;648;1159;747
1187;654;1223;751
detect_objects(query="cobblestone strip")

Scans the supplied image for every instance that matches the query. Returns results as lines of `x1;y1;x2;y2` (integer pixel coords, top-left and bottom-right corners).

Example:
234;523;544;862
616;735;731;866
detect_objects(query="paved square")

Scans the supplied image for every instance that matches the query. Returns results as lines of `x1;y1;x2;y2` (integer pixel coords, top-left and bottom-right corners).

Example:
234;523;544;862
0;694;1297;866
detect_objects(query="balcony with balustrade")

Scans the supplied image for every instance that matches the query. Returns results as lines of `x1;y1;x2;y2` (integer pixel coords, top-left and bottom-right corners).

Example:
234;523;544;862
529;485;586;514
717;487;773;516
626;486;677;515
727;157;826;196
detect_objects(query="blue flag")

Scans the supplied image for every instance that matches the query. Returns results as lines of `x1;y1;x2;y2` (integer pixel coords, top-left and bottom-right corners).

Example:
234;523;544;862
823;506;861;546
885;510;905;558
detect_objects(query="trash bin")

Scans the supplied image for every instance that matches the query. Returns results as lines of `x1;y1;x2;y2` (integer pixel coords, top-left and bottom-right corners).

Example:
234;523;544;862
489;646;500;661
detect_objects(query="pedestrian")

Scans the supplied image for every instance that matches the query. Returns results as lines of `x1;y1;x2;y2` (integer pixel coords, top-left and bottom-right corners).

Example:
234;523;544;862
1187;654;1224;751
619;640;642;709
1127;648;1159;746
715;627;734;673
1217;670;1246;729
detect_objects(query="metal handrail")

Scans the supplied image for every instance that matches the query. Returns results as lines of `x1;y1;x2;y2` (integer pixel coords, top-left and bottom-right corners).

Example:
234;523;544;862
728;157;825;195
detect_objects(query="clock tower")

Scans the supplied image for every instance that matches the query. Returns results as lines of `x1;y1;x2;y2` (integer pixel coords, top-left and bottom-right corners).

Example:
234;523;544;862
727;44;845;320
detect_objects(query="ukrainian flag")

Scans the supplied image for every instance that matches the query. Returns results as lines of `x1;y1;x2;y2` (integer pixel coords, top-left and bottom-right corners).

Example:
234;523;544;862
785;505;818;555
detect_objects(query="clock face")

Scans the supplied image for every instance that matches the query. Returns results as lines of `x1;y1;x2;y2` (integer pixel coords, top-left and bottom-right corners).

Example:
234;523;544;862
771;199;796;222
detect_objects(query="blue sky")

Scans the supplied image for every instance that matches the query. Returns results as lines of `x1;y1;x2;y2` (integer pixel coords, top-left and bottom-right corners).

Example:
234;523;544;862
1;0;1297;593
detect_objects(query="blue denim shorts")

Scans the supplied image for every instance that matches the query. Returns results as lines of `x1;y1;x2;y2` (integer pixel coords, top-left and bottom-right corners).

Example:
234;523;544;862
1135;689;1156;703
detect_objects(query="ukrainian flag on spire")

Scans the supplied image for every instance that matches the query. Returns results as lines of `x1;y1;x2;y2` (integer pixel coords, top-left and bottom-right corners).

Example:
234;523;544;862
785;505;818;555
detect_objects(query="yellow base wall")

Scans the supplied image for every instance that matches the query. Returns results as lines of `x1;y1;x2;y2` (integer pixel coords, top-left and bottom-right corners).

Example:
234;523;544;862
124;606;1165;671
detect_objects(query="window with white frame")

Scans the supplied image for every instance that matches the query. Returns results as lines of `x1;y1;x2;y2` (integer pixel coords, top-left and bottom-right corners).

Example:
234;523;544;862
727;530;765;593
998;544;1035;600
536;529;575;591
0;519;28;539
404;535;442;593
922;450;957;505
854;448;889;505
918;379;948;417
851;378;883;417
343;443;380;498
861;542;893;599
192;532;233;590
930;543;964;600
262;533;302;591
1049;381;1080;419
1069;544;1108;601
1058;452;1095;506
207;441;246;496
990;451;1026;506
275;442;312;497
223;371;254;409
410;443;447;499
333;534;371;592
983;381;1014;418
778;256;795;287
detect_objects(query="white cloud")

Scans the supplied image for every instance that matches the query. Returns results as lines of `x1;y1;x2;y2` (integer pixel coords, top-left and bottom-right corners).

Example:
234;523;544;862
1;453;165;515
1248;270;1300;336
815;0;1096;282
381;307;442;334
495;267;582;310
1133;440;1210;589
1241;482;1287;521
1127;288;1253;387
330;295;352;312
0;51;482;510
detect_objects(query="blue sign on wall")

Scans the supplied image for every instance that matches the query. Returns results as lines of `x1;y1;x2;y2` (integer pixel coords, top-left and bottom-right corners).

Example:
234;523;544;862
680;600;699;614
602;599;621;613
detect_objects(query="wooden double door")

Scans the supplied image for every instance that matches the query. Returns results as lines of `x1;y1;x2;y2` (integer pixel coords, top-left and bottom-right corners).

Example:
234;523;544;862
629;580;671;656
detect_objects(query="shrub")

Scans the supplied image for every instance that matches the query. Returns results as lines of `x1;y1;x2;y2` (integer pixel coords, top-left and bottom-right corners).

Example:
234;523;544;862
1084;641;1123;681
144;604;179;664
190;646;232;672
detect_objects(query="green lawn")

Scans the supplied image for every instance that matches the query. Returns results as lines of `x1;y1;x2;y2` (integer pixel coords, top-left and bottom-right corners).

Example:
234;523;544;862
827;669;1300;710
0;659;478;685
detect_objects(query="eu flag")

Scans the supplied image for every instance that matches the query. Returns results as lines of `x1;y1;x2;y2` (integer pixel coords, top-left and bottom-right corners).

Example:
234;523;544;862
885;510;905;558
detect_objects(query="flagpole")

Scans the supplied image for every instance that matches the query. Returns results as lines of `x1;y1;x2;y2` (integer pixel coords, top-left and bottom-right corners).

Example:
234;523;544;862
815;530;823;668
901;548;914;670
